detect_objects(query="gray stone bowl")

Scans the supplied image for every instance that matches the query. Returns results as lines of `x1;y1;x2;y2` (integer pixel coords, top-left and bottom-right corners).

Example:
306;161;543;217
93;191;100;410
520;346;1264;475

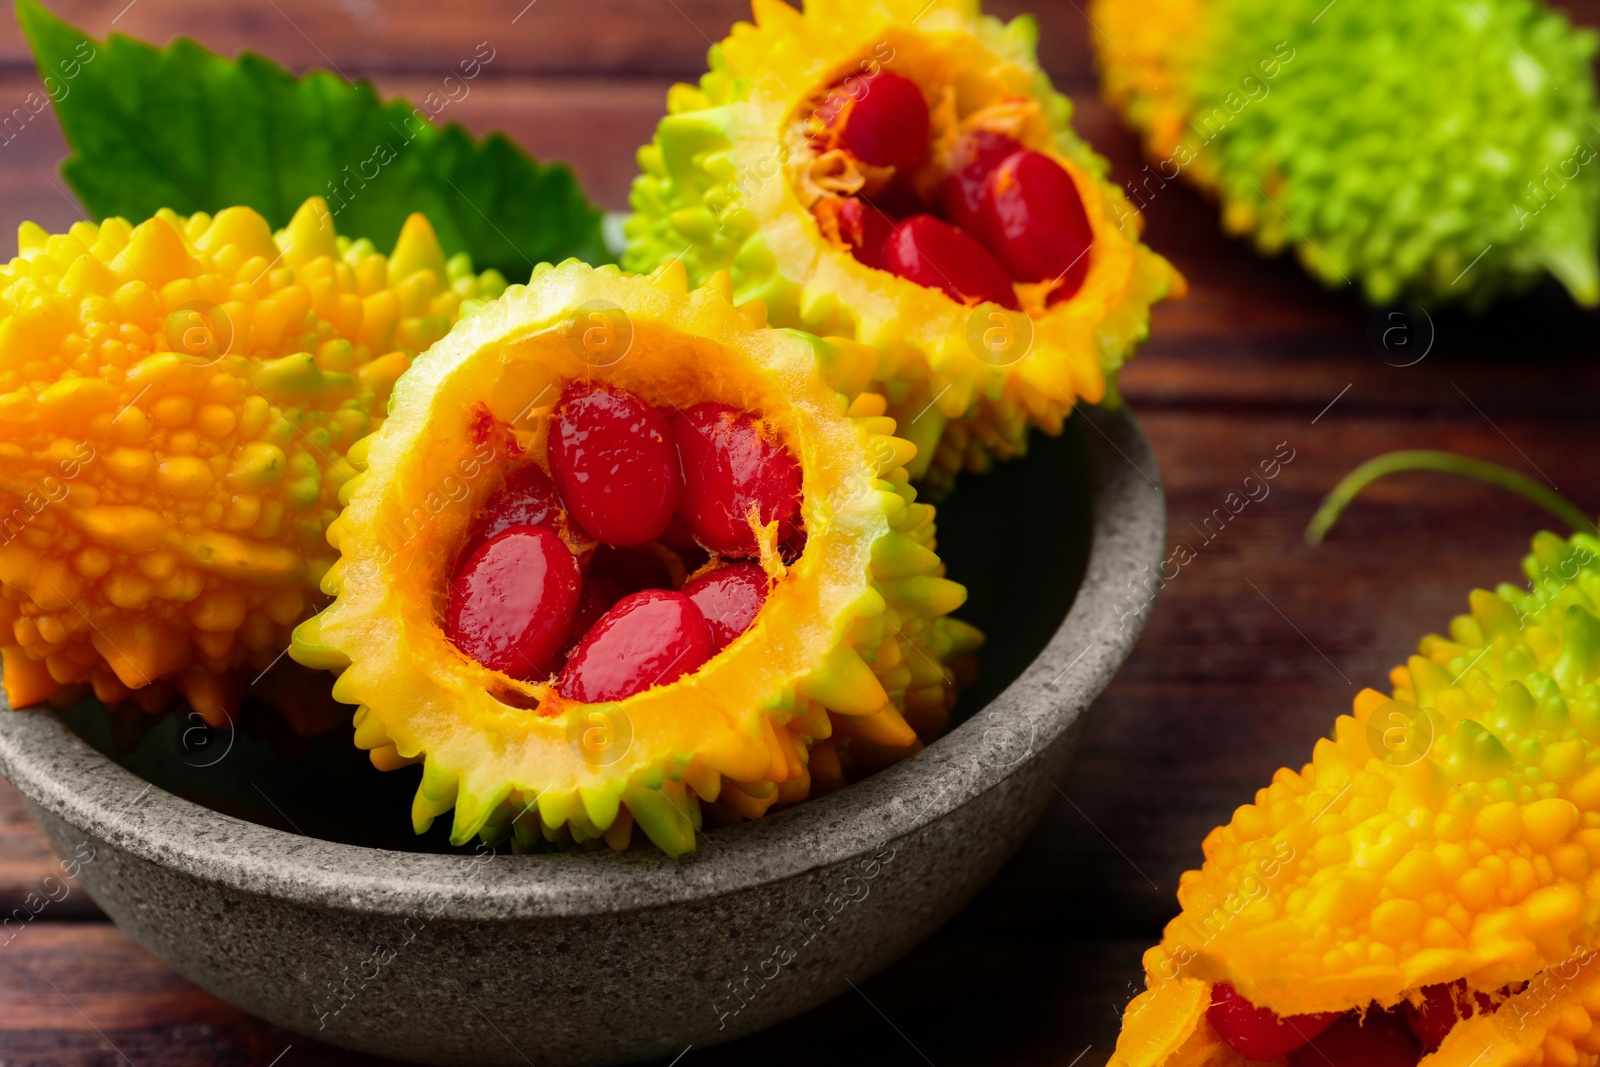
0;405;1163;1067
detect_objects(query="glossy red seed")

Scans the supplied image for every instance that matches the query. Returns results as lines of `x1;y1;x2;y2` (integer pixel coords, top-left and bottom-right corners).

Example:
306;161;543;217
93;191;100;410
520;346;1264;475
559;589;715;703
882;215;1020;310
1402;981;1497;1053
548;380;681;547
672;403;803;557
834;72;929;169
938;129;1026;235
836;197;895;270
469;463;572;547
1286;1013;1422;1067
681;563;769;651
589;544;673;595
445;525;582;681
976;149;1094;298
1207;983;1340;1062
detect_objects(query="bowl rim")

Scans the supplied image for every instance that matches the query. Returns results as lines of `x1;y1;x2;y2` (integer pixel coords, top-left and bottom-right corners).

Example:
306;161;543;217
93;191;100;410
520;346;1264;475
0;404;1166;921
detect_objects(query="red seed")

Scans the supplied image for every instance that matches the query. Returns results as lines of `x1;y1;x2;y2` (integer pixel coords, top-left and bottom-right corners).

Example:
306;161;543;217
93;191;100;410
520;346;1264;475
672;402;803;557
445;525;582;682
469;463;574;548
881;215;1020;310
1286;1012;1422;1067
548;380;681;548
589;544;673;595
1402;981;1497;1053
681;563;769;651
559;589;715;703
976;149;1094;298
1207;983;1339;1062
833;72;929;170
938;129;1026;234
836;197;895;270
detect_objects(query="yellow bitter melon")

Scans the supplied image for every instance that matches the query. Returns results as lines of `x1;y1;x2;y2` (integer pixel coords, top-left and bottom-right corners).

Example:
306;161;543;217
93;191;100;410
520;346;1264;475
0;198;505;723
290;260;981;856
625;0;1183;496
1112;526;1600;1066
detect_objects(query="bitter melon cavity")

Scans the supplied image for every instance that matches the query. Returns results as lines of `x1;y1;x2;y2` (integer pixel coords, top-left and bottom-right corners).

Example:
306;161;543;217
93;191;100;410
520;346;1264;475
289;261;981;856
1112;527;1600;1067
625;0;1183;496
0;198;505;723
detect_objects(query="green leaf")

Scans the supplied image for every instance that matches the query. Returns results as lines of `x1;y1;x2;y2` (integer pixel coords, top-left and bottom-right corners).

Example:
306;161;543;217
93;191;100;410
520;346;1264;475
15;0;608;277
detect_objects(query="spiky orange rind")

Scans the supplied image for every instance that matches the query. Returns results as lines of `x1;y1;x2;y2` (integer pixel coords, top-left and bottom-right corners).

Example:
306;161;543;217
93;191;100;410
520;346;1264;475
0;198;506;722
624;0;1183;495
290;260;980;856
1112;528;1600;1066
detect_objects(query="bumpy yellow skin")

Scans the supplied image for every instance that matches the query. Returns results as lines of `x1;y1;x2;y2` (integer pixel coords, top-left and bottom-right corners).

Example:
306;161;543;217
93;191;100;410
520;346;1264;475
0;198;505;723
1090;0;1208;189
290;260;981;856
1113;529;1600;1067
625;0;1183;496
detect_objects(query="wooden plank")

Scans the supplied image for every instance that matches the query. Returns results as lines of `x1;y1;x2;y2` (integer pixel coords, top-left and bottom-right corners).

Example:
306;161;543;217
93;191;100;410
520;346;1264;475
0;71;670;224
0;924;396;1065
0;899;1146;1065
0;0;1108;225
4;0;1596;86
1114;143;1600;414
0;0;757;78
692;931;1149;1066
0;775;93;921
0;0;1103;82
0;78;1119;229
0;924;256;1031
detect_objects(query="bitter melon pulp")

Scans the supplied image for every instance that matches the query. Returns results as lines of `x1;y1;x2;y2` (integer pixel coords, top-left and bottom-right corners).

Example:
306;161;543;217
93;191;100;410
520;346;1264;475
289;260;981;856
1090;0;1600;308
1111;528;1600;1067
624;0;1183;496
0;198;505;724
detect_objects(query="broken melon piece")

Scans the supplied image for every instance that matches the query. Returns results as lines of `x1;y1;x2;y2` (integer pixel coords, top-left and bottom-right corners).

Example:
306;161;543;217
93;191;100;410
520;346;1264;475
1111;526;1600;1066
290;260;981;856
624;0;1183;496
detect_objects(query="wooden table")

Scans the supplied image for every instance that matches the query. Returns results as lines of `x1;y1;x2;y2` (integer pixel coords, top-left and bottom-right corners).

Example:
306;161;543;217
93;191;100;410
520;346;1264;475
2;1;1599;1063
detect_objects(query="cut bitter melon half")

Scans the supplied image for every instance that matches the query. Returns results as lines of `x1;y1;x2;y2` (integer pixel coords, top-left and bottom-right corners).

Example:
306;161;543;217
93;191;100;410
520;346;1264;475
624;0;1183;497
1112;528;1600;1067
290;260;981;856
0;197;505;724
1090;0;1600;308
